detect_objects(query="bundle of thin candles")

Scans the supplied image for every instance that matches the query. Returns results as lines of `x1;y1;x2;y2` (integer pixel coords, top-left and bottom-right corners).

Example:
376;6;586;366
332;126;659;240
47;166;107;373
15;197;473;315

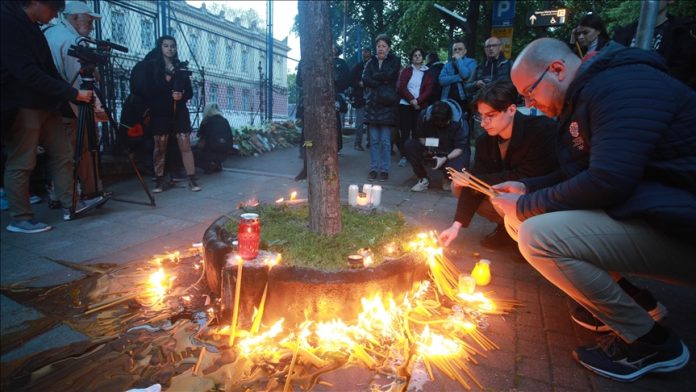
446;167;498;198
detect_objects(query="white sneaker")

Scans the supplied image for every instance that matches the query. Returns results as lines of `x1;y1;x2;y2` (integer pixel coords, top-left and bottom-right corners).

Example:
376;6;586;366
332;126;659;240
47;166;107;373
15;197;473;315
63;196;106;221
411;178;429;192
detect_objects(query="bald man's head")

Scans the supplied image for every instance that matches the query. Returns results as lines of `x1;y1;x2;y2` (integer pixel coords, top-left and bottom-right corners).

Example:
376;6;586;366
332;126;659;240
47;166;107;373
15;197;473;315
513;38;577;71
511;38;582;117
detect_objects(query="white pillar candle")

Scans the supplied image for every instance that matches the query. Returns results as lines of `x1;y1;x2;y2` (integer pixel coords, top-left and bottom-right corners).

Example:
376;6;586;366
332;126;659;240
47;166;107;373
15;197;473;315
356;192;369;207
362;184;372;201
348;184;359;206
370;185;382;207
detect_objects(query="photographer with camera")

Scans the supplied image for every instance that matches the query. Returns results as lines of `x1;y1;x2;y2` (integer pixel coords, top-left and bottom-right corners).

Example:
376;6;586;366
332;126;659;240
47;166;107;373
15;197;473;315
130;35;200;193
405;99;469;193
43;1;106;208
2;0;95;233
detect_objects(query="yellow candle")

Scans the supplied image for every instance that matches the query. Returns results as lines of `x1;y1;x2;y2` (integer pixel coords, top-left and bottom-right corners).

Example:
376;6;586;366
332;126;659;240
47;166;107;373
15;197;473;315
471;259;491;286
229;256;244;347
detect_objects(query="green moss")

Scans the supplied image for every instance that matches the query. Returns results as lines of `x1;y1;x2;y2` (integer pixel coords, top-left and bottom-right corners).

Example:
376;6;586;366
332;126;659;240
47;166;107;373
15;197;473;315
226;204;418;270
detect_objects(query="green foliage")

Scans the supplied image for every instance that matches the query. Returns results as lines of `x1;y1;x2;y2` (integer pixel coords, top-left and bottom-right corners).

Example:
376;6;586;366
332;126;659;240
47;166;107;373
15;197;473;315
315;0;696;67
287;72;298;104
226;204;418;271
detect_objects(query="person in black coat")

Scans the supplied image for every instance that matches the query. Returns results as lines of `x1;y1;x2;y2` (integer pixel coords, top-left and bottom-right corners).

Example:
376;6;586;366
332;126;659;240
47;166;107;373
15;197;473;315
194;102;234;174
130;35;199;192
439;80;557;249
613;2;696;90
496;38;696;382
362;34;400;182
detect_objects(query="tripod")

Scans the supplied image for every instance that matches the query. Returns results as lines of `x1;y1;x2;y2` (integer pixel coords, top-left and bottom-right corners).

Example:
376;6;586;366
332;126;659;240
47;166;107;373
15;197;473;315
68;63;155;219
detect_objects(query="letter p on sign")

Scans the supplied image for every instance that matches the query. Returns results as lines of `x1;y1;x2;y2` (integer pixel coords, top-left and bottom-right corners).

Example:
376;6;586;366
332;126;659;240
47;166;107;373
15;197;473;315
492;0;515;27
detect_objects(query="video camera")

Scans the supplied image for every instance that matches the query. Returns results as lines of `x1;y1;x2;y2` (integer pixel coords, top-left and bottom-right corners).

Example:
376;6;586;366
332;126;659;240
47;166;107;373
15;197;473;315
68;37;129;67
167;59;193;93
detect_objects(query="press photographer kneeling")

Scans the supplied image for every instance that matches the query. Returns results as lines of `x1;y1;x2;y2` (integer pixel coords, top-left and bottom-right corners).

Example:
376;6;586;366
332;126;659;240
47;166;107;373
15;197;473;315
405;99;470;193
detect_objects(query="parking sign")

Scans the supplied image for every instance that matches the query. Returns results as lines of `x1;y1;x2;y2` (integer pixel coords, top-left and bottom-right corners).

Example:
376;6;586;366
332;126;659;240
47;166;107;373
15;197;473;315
492;0;516;27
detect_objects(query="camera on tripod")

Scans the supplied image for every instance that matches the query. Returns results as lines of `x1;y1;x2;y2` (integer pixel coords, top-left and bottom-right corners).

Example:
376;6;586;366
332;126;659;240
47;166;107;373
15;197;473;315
67;44;110;66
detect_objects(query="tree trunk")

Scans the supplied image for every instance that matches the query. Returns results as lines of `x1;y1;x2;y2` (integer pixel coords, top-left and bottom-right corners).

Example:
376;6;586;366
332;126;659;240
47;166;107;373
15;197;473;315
298;1;342;236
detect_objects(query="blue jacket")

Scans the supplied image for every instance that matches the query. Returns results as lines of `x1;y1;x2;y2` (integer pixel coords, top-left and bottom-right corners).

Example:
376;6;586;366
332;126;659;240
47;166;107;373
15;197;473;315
438;57;477;102
519;42;696;239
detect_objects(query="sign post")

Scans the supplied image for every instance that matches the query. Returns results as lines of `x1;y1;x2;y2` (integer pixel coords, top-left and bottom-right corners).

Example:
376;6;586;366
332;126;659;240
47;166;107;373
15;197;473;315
491;0;516;59
526;9;567;27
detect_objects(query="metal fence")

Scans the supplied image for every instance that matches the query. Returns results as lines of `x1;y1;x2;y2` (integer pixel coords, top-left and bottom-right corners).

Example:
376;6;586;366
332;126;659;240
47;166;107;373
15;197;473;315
84;0;296;150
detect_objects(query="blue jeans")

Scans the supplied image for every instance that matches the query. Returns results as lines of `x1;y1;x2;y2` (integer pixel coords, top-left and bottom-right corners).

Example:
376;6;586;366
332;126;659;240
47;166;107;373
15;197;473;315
368;124;392;172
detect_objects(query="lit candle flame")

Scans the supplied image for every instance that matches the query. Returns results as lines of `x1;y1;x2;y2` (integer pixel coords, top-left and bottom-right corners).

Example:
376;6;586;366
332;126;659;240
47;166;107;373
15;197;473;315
290;191;297;201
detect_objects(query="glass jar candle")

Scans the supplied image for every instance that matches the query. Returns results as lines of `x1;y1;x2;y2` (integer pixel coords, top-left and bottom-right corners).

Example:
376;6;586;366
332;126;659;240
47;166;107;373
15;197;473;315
238;213;260;260
471;259;491;286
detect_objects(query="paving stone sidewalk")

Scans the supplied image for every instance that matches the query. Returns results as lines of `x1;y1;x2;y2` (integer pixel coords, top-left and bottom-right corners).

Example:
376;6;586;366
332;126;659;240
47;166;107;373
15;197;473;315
1;135;695;391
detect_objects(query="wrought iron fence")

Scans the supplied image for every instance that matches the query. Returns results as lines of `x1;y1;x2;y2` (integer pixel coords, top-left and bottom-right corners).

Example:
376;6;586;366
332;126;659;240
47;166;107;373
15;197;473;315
85;0;295;150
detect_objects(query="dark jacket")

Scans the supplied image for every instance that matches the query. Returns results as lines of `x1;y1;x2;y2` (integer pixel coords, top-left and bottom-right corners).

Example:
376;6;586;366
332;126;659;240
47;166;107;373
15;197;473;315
130;55;193;135
454;113;557;226
425;60;444;106
518;42;696;239
362;52;401;126
334;57;350;94
397;65;434;107
0;2;77;114
349;60;368;108
414;99;469;161
613;15;696;90
198;114;233;154
465;53;511;95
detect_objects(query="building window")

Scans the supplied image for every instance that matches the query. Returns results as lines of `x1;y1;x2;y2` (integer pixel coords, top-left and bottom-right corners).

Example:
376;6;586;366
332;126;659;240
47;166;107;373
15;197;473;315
190;34;199;58
242;89;251;111
210;83;218;104
140;19;153;49
208;39;217;65
227;86;235;109
241;49;248;73
111;11;126;44
225;42;234;69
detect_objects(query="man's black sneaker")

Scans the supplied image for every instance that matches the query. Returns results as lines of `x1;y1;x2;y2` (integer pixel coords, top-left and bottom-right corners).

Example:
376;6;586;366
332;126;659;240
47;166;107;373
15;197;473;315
571;289;667;332
573;331;690;382
368;171;378;181
479;224;514;249
379;172;388;182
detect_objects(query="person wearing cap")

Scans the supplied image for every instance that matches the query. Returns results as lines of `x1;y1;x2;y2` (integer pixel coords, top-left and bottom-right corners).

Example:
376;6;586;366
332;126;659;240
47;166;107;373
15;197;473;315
43;0;106;210
1;0;95;233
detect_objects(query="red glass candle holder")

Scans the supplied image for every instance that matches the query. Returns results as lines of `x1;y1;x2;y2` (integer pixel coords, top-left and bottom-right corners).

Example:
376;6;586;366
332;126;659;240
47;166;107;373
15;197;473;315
238;213;260;260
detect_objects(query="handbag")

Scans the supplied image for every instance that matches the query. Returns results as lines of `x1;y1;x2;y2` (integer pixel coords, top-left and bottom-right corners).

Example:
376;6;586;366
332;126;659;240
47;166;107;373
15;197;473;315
375;85;398;106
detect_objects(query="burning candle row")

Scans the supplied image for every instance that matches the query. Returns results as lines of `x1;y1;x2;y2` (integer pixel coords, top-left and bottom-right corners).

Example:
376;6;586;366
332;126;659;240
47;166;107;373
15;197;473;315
348;184;382;207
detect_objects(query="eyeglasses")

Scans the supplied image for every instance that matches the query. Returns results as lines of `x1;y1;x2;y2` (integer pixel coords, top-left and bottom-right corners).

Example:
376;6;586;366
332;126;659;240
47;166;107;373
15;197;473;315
473;111;502;124
484;44;501;49
453;47;465;52
522;65;550;101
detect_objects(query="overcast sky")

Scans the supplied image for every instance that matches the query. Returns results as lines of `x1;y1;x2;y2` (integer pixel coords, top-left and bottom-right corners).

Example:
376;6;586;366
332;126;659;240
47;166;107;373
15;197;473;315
186;1;300;61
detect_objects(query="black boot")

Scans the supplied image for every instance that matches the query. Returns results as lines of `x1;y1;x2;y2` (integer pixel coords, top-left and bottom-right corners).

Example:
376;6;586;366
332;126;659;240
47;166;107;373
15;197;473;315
480;224;514;249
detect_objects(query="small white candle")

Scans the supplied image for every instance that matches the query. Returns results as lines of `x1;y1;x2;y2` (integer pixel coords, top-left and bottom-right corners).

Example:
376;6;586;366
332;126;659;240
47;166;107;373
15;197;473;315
348;184;359;206
362;184;372;201
370;185;382;207
356;192;369;207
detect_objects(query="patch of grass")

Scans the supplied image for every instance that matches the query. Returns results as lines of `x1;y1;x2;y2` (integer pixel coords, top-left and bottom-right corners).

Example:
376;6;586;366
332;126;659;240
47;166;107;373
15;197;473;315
226;204;419;270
